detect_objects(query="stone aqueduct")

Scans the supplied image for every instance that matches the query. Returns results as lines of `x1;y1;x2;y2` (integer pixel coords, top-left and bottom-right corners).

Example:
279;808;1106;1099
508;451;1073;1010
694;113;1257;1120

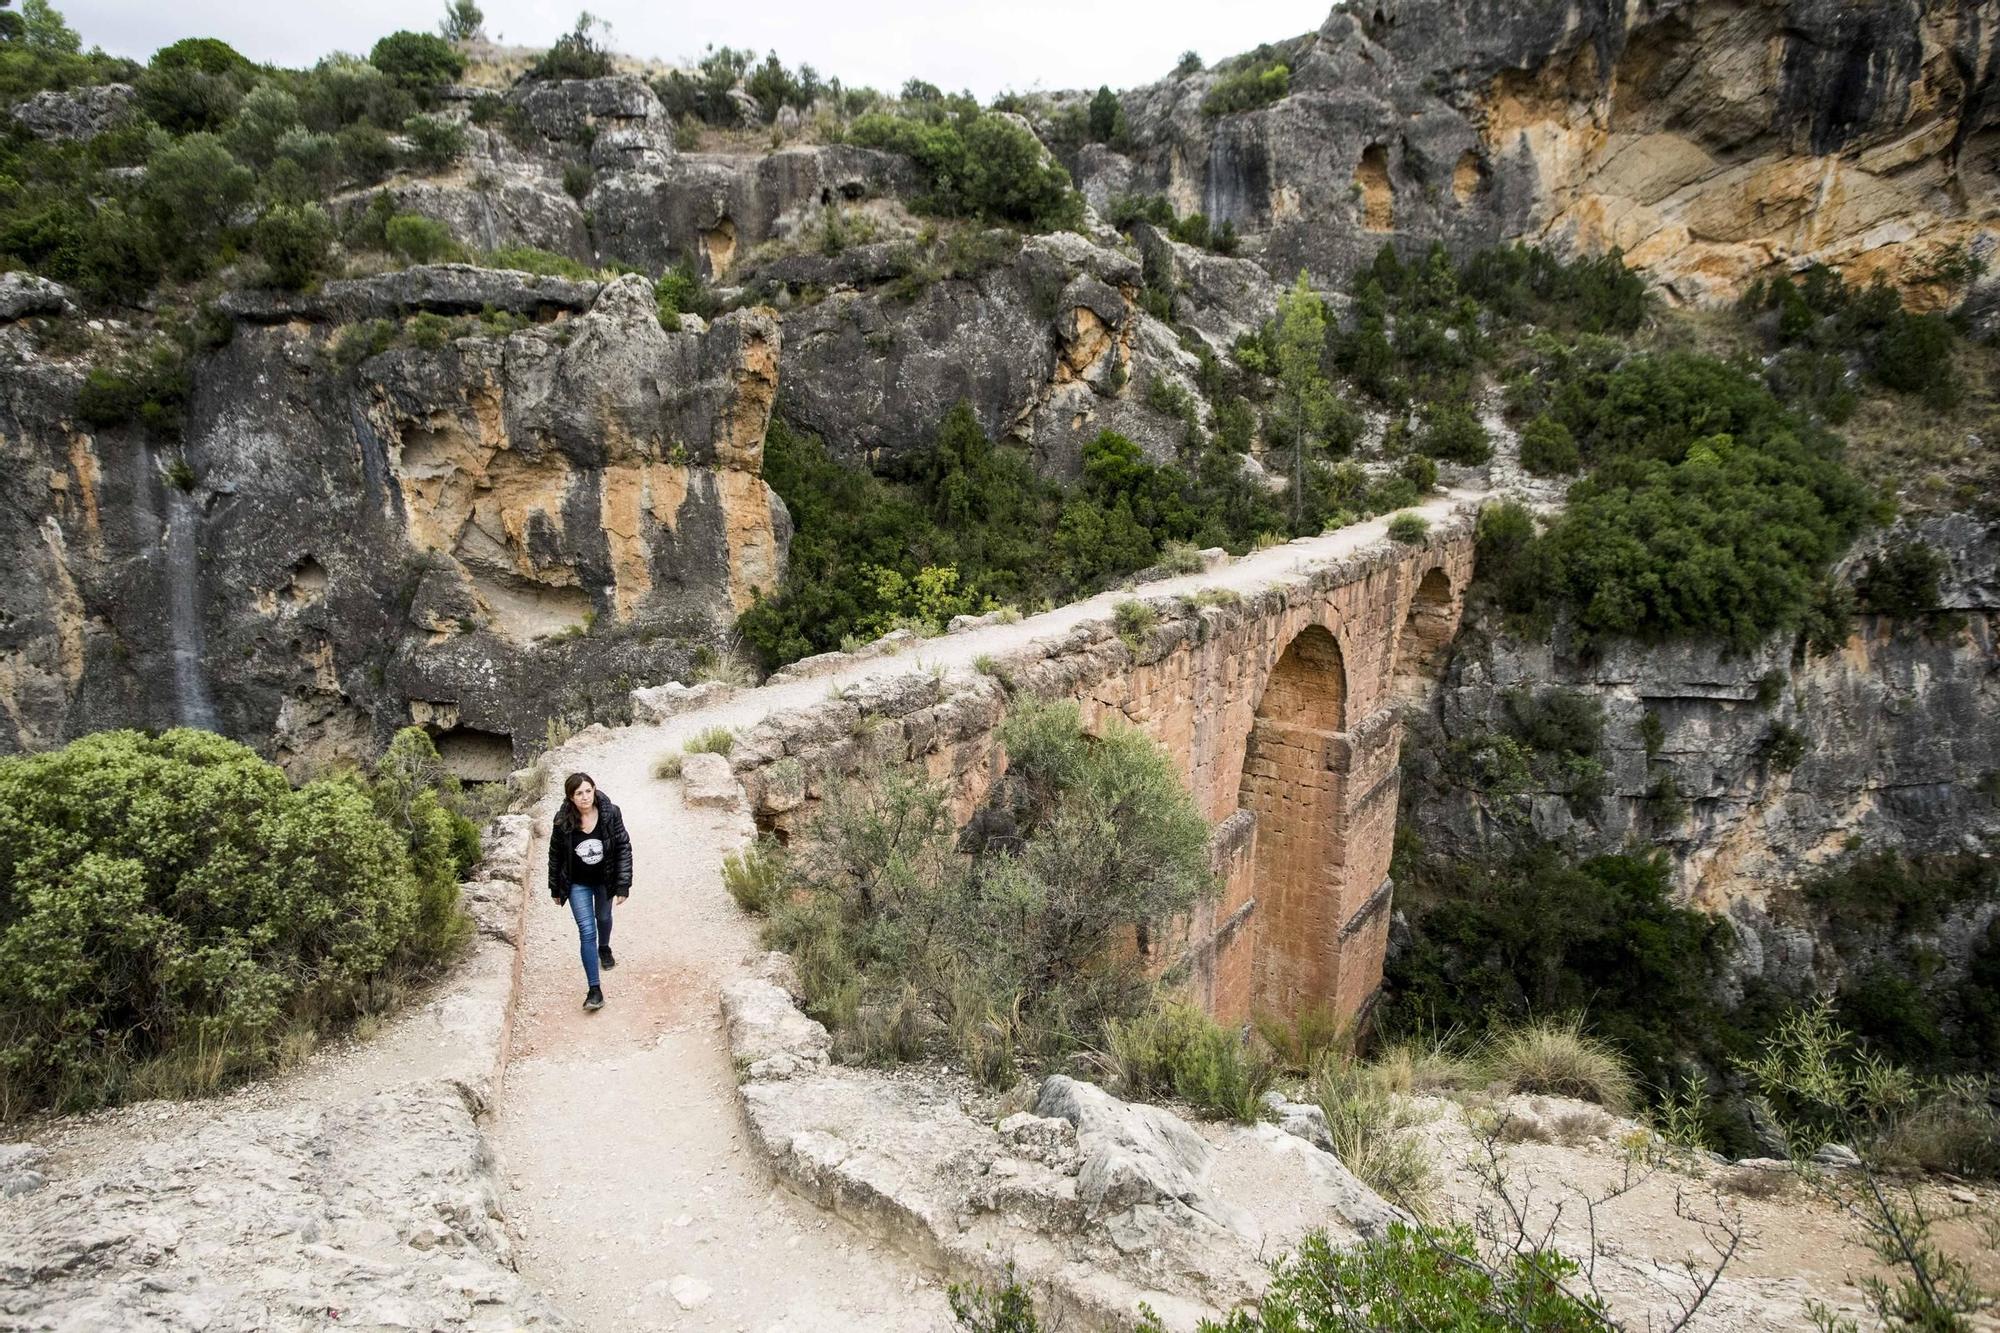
723;515;1478;1024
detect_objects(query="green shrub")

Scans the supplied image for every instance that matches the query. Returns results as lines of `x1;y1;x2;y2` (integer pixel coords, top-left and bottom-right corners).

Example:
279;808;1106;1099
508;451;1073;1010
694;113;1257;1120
949;1263;1042;1333
1517;413;1579;475
767;699;1212;1079
1380;847;1731;1095
1193;1225;1609;1332
1387;512;1428;544
253;203;334;290
0;728;470;1116
1310;1055;1438;1209
141;132;256;277
1760;721;1806;771
1201;55;1289;117
74;335;191;438
685;725;736;755
402;113;466;170
336;122;399;183
1156;540;1206;575
483;245;591;279
655;261;705;328
1485;1017;1638;1111
1856;540;1944;616
369;31;465;88
561;160;594;201
722;839;784;915
1113;598;1159;645
846;110;1083;232
384;213;466;264
1419;402;1491;464
1103;1003;1275;1121
1397;453;1438;493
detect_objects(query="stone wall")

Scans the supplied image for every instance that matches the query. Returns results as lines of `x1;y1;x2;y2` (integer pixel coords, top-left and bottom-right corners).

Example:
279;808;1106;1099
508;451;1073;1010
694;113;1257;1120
725;516;1478;1023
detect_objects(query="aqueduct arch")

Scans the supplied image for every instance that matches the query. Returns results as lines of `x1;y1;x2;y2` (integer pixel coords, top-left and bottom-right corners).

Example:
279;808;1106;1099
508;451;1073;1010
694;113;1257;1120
1238;627;1353;1015
735;520;1479;1028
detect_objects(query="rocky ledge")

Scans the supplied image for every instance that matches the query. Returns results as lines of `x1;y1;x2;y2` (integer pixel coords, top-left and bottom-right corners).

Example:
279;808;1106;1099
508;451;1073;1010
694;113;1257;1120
720;955;1397;1330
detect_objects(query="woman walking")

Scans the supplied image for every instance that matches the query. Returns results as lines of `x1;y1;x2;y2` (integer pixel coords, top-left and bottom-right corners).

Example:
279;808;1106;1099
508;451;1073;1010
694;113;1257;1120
548;772;633;1011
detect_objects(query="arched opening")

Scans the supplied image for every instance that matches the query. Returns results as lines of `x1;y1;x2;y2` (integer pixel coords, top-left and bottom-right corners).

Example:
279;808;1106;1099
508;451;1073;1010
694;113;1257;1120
1237;625;1352;1016
1391;568;1454;708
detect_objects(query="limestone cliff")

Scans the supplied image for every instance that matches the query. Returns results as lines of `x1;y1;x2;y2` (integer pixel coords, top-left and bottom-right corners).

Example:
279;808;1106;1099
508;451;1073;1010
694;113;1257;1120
0;268;788;775
1083;0;1999;305
1400;514;2000;993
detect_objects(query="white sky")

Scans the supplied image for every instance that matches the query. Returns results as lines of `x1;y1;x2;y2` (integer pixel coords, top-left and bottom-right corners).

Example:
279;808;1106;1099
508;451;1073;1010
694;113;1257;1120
59;0;1333;100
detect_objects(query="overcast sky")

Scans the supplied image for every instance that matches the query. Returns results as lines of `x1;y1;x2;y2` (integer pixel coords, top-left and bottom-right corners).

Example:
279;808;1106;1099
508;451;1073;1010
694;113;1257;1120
59;1;1333;99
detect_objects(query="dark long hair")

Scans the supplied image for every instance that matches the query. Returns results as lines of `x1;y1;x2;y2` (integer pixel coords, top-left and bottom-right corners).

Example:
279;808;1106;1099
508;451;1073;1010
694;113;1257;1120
555;771;598;834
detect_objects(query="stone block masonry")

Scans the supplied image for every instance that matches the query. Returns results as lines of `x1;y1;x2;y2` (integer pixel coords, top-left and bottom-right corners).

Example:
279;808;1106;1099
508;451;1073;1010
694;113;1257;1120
728;514;1477;1027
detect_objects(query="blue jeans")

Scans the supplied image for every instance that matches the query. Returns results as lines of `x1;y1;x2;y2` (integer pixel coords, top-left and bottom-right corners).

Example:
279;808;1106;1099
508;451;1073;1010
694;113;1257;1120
567;883;615;988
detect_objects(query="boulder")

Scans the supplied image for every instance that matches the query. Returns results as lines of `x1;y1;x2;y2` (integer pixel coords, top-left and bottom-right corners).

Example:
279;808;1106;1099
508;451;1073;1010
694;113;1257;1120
720;975;831;1081
1035;1075;1212;1214
9;83;133;141
631;680;733;724
680;751;743;809
0;272;76;322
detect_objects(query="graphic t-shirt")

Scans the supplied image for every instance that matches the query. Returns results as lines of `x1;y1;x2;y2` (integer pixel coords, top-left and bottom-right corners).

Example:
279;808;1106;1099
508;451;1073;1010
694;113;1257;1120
569;819;609;887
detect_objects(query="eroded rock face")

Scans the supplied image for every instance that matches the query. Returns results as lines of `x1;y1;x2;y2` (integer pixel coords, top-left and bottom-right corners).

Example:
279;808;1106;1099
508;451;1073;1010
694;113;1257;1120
9;82;134;141
1088;0;1998;305
1401;517;2000;991
0;271;790;774
763;229;1204;473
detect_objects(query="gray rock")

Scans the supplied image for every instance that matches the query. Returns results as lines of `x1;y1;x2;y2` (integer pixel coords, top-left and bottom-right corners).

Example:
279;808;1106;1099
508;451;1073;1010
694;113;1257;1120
508;76;676;172
9;83;133;141
328;176;592;262
631;680;734;724
1812;1142;1863;1169
720;976;830;1080
1035;1075;1212;1215
0;272;76;321
0;1081;567;1329
1;270;788;776
679;751;743;809
219;263;603;324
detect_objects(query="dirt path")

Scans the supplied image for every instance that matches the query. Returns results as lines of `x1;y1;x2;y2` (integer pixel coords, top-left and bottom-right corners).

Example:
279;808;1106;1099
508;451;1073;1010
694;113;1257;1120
490;742;952;1331
488;493;1478;1329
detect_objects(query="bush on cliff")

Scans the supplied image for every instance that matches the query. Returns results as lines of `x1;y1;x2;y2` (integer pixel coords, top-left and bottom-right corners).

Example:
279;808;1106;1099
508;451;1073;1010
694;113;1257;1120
762;698;1214;1083
0;727;475;1116
1378;845;1733;1100
846;108;1084;232
738;409;1290;667
1480;351;1873;650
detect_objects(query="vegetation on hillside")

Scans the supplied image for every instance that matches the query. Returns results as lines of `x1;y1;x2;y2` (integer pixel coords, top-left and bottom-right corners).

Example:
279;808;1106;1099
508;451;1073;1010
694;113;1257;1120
0;726;479;1116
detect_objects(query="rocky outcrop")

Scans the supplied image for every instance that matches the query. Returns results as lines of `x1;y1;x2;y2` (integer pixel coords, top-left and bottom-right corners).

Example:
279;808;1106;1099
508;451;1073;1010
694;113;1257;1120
722;965;1392;1330
0;1082;568;1331
0;270;790;775
1402;515;2000;990
592;146;918;279
9;82;133;141
763;229;1206;472
1083;0;1999;305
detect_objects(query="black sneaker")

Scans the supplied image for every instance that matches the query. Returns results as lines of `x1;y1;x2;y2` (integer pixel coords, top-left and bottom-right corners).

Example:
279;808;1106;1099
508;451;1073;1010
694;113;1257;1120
598;945;616;970
584;985;604;1011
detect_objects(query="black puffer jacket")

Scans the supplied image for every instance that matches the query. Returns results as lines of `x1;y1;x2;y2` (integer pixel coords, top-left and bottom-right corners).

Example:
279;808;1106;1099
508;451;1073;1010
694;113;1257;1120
548;794;634;902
